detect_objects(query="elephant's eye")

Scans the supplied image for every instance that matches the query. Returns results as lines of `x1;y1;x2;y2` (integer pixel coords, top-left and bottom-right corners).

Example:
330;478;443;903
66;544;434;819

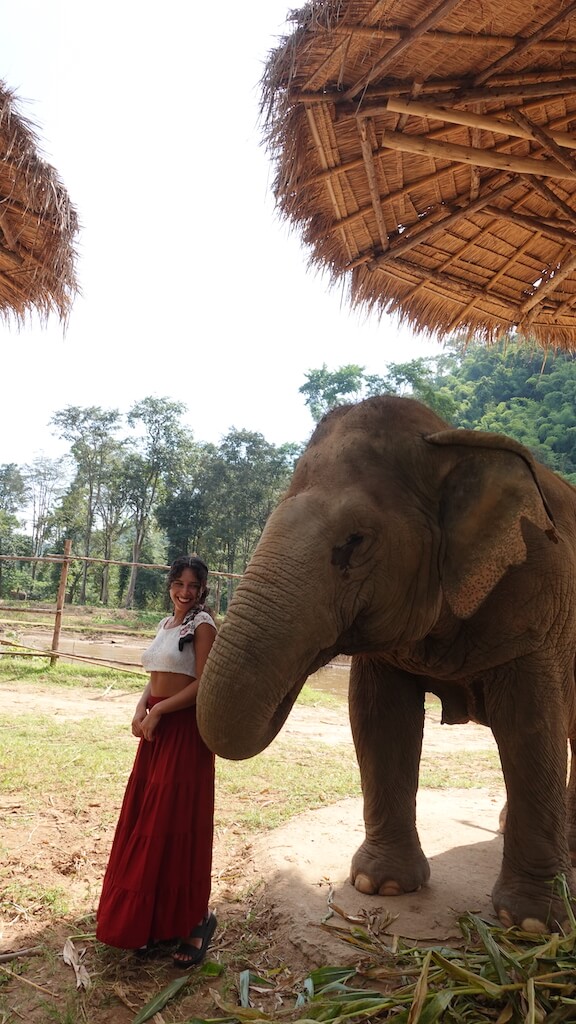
331;533;364;571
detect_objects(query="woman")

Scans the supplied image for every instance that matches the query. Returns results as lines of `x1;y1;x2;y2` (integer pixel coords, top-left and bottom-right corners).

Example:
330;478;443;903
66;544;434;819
96;555;218;969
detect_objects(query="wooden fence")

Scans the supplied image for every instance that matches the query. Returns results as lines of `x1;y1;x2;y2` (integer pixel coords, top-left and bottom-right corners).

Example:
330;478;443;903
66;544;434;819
0;543;242;670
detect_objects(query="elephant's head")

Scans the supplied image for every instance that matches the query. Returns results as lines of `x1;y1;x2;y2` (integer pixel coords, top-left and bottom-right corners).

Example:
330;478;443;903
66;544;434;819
196;396;556;759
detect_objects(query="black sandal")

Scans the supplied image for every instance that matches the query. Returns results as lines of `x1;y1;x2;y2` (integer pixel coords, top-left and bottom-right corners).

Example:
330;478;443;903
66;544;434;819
134;937;178;959
172;912;217;969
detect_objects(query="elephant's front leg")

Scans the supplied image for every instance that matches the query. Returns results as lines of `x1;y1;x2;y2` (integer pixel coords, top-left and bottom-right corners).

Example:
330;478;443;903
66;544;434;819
349;657;430;896
487;662;574;932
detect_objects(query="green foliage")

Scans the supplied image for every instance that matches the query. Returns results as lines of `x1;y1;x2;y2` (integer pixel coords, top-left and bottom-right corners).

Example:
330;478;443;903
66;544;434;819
300;357;457;422
302;339;576;483
299;363;365;421
434;339;576;483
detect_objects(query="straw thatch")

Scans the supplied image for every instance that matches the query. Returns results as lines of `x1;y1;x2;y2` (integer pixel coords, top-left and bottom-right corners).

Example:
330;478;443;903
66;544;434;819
262;0;576;349
0;81;78;325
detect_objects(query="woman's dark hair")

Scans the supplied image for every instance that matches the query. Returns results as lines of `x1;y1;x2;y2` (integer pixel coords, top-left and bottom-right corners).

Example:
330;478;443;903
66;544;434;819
167;554;210;604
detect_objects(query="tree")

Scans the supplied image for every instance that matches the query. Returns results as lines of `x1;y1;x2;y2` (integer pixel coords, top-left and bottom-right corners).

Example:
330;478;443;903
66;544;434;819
93;442;131;604
431;339;576;483
300;358;457;423
0;463;27;514
122;396;191;608
299;364;364;422
155;442;214;565
0;464;29;597
199;430;297;605
24;456;68;581
51;406;122;603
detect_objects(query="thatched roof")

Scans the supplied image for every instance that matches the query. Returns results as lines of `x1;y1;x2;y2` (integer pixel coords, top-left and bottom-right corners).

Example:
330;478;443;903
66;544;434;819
0;81;78;325
262;0;576;349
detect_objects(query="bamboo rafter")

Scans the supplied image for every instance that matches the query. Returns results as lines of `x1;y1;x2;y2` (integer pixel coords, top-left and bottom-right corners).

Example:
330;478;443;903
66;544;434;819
344;0;470;101
472;0;576;87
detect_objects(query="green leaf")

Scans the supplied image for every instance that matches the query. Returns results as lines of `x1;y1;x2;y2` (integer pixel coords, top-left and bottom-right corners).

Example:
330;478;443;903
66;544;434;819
132;973;190;1023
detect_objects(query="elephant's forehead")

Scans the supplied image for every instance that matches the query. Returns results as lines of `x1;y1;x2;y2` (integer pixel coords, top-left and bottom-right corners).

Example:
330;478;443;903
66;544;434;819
295;426;420;482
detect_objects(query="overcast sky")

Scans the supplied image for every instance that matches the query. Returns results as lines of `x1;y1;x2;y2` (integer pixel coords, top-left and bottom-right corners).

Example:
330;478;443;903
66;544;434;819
0;1;440;467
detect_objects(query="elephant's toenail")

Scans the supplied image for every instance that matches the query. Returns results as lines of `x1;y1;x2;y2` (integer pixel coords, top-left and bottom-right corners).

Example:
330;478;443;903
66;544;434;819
520;917;548;934
379;881;403;896
354;873;376;895
498;909;514;928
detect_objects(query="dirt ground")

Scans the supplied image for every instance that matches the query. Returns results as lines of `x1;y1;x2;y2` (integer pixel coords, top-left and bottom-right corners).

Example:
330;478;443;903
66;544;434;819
0;678;506;1022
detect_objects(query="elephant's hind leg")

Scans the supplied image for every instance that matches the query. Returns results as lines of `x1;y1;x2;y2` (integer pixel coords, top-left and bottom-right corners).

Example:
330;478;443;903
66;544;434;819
487;661;574;932
349;657;430;896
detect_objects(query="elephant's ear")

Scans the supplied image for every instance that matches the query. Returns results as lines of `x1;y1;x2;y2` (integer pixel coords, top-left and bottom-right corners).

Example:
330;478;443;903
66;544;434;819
426;429;558;620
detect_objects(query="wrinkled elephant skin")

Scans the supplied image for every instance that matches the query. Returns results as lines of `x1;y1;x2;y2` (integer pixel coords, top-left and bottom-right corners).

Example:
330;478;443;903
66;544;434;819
196;396;576;932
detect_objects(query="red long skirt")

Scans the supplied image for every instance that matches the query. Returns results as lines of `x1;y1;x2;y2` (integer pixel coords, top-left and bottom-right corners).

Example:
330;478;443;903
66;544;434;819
96;697;215;949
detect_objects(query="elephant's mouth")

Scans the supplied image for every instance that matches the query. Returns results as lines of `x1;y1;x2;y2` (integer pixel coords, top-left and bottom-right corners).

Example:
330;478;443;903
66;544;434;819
270;690;300;738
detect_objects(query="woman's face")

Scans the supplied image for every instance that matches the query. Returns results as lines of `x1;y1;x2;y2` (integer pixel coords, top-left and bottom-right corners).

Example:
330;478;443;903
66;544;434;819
170;567;203;616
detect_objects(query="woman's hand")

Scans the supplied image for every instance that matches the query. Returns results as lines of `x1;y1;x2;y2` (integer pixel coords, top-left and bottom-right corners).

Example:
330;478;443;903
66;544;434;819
140;706;161;741
131;707;147;738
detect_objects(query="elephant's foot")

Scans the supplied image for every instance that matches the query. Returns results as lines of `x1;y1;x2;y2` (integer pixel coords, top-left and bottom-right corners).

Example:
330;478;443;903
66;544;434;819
492;868;575;933
350;836;430;896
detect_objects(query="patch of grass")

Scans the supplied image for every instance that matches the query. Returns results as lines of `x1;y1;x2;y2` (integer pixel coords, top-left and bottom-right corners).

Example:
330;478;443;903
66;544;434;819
420;749;502;789
217;739;361;831
0;656;144;691
0;881;69;918
0;713;134;815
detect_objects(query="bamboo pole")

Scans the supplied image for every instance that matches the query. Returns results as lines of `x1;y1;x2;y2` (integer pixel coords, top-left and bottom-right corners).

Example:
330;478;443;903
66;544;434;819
358;118;389;250
473;0;576;87
508;108;576;173
344;0;467;100
482;205;576;247
384;98;576;152
50;538;71;667
370;178;514;267
379;128;576;180
324;26;576;51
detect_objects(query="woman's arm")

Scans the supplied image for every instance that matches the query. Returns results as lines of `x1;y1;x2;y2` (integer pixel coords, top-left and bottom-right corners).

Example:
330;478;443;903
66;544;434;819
139;623;216;740
132;679;152;737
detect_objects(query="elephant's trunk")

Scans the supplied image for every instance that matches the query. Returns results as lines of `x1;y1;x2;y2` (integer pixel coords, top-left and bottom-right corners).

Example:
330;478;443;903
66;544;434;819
197;497;339;758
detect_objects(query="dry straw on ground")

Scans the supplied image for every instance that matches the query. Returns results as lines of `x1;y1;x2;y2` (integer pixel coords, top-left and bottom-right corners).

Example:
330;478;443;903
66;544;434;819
262;0;576;349
0;81;78;324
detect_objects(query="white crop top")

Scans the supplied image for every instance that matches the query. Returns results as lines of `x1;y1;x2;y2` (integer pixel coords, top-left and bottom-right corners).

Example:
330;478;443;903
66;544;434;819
141;612;216;676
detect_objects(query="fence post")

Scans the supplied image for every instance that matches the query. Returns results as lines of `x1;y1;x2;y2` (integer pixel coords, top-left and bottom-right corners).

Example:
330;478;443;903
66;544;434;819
50;539;72;667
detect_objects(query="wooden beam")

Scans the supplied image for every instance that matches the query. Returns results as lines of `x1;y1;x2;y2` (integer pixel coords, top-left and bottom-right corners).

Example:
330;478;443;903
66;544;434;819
519;252;576;313
384;98;576;152
358;118;389;251
474;0;576;87
370;178;515;268
379;128;576;180
327;26;576;51
390;208;522;315
377;254;519;310
507;108;576;174
293;75;576;109
520;176;576;230
304;116;570;191
396;79;424;132
305;105;357;263
482;205;576;247
344;0;466;101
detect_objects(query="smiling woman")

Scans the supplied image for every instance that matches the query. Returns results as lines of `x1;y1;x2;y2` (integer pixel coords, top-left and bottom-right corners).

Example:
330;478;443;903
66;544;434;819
95;554;219;969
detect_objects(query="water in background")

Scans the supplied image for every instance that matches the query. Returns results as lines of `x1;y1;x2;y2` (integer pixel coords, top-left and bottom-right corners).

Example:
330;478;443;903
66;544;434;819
307;662;349;697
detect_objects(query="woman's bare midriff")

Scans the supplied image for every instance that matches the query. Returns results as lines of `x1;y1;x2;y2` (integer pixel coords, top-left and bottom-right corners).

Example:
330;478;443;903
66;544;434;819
149;670;197;698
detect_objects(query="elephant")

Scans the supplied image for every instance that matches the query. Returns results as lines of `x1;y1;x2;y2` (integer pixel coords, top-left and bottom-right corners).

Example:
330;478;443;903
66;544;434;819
196;395;576;933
